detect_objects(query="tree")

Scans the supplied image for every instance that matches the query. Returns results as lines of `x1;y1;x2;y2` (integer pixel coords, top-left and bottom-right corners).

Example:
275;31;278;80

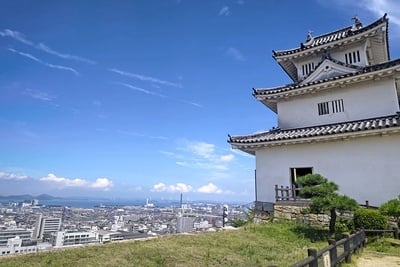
380;196;400;226
297;174;359;234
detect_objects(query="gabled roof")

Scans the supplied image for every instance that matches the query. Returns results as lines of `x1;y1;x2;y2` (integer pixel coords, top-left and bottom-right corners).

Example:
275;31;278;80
273;14;388;57
228;114;400;155
253;58;400;113
300;57;361;85
273;14;389;83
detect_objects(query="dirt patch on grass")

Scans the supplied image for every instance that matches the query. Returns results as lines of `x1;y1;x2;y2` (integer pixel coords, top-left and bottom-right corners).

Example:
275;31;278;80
356;252;400;267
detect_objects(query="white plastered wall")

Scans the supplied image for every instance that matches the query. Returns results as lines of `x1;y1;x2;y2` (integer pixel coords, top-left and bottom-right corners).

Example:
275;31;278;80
255;133;400;207
277;78;399;129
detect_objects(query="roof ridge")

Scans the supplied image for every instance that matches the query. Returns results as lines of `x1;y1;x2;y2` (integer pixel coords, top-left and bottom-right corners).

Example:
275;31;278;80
253;57;400;94
228;113;400;145
273;14;388;57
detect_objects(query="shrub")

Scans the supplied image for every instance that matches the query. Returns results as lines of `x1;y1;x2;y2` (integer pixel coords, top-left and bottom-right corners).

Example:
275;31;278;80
353;209;387;230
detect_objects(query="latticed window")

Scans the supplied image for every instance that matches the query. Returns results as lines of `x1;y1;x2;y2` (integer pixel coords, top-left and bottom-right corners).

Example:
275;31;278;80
345;50;360;64
301;62;315;76
318;99;344;115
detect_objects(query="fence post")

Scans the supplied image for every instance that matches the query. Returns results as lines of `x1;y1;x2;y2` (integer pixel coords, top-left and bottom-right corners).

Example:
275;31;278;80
328;239;337;266
343;234;351;263
307;248;318;267
393;227;399;239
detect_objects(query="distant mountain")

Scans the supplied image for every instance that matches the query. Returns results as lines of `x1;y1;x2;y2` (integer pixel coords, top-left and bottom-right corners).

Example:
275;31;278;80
0;194;59;201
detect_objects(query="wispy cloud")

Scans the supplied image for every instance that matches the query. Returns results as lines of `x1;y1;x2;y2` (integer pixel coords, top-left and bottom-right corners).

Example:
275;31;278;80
317;0;400;32
0;171;28;180
176;99;204;108
0;29;96;64
23;88;55;101
117;129;168;140
36;43;96;64
112;81;166;98
163;140;236;171
113;81;203;108
226;47;246;61
109;68;183;88
0;29;33;45
218;6;231;16
40;173;113;191
359;0;400;27
8;48;79;76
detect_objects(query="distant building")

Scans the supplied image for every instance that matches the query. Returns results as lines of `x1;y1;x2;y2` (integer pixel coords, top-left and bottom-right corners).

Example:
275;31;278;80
176;216;195;233
0;229;32;246
229;14;400;209
0;236;37;256
51;231;98;247
34;215;62;240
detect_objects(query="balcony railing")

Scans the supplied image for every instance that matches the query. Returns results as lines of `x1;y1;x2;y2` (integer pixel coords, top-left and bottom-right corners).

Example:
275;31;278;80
275;184;308;203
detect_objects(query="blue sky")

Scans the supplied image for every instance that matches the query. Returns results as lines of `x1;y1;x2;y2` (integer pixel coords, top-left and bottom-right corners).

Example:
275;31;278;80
1;0;399;203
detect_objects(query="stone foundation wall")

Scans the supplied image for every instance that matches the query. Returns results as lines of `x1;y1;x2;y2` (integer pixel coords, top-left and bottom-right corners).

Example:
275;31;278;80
273;204;330;227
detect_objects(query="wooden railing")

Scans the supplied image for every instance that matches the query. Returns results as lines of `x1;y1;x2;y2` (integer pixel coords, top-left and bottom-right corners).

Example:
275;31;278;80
275;184;303;202
289;228;399;267
290;230;366;267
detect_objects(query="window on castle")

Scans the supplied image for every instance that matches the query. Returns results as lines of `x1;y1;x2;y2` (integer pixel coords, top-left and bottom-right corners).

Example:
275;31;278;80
301;62;315;76
318;101;330;115
318;99;344;115
331;99;344;113
345;50;360;64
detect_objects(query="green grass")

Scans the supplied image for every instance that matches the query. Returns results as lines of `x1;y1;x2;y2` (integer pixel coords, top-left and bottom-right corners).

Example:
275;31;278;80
0;222;329;267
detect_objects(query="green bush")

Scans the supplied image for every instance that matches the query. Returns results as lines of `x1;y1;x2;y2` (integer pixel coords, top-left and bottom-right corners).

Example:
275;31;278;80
354;209;387;230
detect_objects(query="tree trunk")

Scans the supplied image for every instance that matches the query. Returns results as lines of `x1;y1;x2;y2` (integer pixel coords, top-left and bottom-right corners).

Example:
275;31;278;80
329;208;336;234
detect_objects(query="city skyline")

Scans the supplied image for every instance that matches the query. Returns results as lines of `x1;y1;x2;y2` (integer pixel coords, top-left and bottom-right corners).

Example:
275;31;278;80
1;0;400;202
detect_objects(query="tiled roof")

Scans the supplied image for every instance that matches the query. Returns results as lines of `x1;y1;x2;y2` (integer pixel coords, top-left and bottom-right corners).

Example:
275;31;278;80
228;114;400;146
273;14;388;57
254;58;400;96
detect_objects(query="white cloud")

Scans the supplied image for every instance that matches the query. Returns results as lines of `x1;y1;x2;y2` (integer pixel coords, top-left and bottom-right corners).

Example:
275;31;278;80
0;29;33;45
0;171;28;180
40;173;87;187
220;154;234;162
226;47;246;61
91;178;113;191
151;182;193;193
187;141;215;159
112;81;166;98
317;0;400;32
36;43;96;64
8;48;79;76
40;173;113;191
172;140;236;171
218;6;231;16
117;129;168;140
358;0;400;27
197;183;222;194
23;88;55;101
0;29;96;64
109;68;182;88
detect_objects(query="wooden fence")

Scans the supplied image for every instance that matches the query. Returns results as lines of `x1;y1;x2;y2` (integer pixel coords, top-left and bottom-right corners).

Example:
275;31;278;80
275;184;301;202
290;230;366;267
289;228;399;267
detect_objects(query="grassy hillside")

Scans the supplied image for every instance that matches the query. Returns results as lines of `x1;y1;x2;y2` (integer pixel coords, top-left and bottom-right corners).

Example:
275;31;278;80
0;222;330;267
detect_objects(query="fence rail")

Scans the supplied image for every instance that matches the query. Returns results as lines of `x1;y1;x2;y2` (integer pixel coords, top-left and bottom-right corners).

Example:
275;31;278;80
289;228;399;267
290;230;366;267
275;184;302;202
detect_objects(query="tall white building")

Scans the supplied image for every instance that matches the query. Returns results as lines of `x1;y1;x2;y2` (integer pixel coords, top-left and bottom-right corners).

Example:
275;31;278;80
229;14;400;210
176;215;195;233
34;215;62;240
